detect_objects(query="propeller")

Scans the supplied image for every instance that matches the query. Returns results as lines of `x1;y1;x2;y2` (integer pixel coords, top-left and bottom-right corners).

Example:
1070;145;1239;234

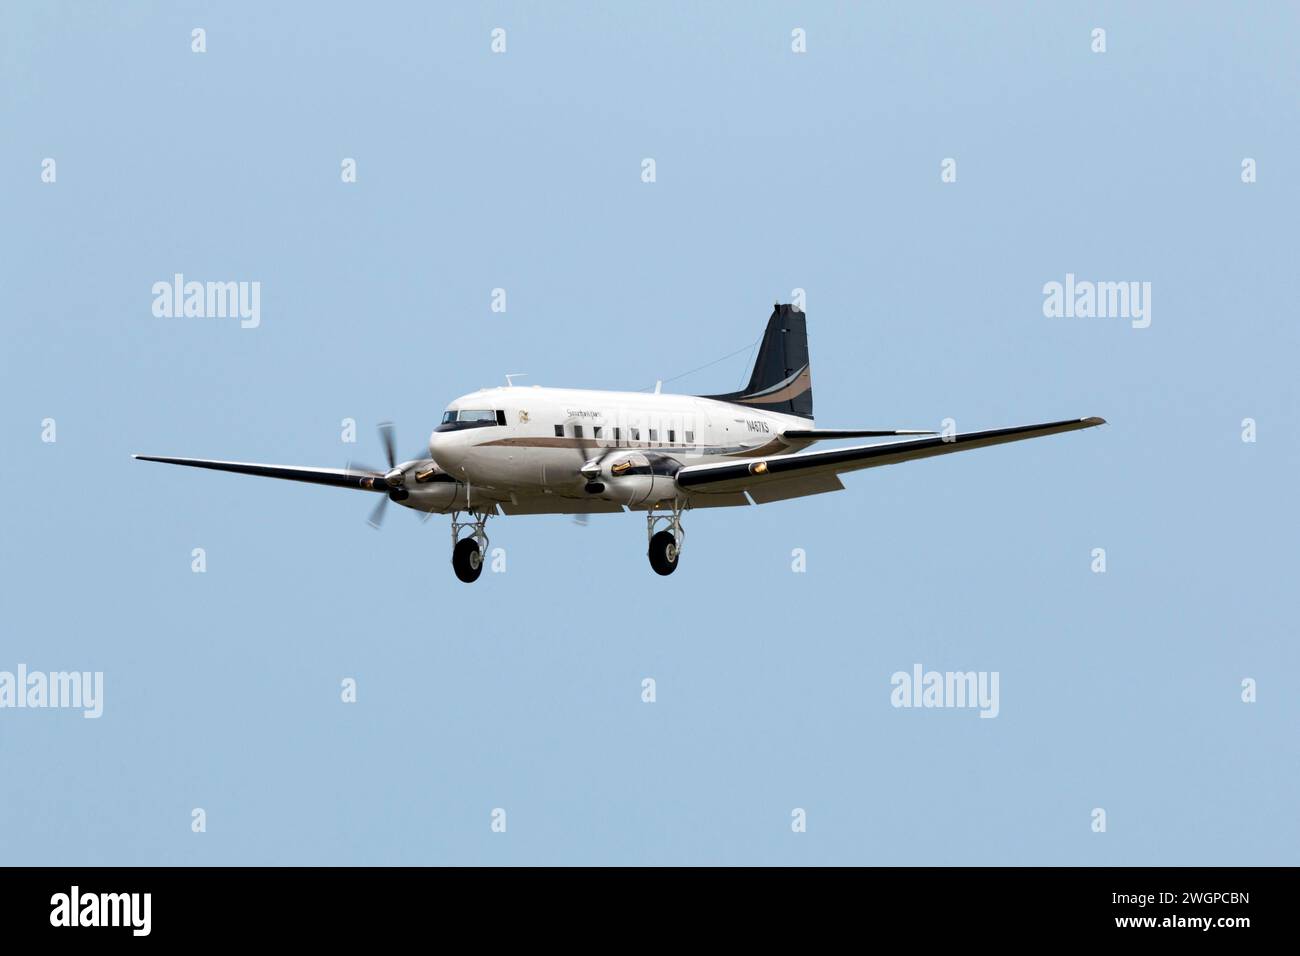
367;495;389;530
363;421;414;529
571;422;622;495
379;421;397;473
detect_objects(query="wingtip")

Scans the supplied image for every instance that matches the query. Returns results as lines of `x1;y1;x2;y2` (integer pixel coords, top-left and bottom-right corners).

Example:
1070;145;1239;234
1083;416;1106;426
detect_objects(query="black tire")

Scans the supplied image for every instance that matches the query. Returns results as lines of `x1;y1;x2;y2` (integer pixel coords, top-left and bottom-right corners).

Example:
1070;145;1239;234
453;537;484;583
648;530;680;576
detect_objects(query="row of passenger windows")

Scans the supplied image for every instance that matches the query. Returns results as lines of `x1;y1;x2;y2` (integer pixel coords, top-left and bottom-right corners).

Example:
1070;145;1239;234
439;408;697;444
553;424;694;444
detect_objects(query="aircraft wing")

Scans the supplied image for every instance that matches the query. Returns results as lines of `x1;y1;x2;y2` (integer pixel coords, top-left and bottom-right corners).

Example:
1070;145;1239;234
782;428;934;439
676;417;1105;501
133;455;389;491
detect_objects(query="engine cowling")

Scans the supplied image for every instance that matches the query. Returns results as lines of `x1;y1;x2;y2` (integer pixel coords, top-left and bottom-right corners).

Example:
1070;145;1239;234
399;461;472;513
585;451;682;507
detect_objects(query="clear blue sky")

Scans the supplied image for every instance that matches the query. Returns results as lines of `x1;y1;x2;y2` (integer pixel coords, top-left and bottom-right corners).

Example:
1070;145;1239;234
2;1;1296;865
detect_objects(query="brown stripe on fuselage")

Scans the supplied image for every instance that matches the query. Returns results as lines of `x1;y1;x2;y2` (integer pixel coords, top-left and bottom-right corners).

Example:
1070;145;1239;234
481;437;599;449
480;437;695;451
477;436;787;457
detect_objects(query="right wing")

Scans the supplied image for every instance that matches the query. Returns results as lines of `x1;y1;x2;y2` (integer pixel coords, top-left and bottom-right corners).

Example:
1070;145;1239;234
133;455;389;491
781;428;934;439
677;417;1105;498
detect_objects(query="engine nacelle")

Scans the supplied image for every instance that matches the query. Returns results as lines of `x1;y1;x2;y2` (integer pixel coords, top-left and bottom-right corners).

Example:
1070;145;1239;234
399;461;472;514
587;452;682;507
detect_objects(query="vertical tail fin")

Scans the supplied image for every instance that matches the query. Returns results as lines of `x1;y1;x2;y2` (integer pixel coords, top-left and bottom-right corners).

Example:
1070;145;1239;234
701;304;813;420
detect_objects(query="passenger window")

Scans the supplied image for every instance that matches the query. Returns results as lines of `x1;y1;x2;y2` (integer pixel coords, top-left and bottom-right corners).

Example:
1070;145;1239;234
554;425;564;437
649;429;658;441
574;425;584;439
593;426;602;439
613;427;621;443
685;431;694;443
630;428;640;441
668;430;675;443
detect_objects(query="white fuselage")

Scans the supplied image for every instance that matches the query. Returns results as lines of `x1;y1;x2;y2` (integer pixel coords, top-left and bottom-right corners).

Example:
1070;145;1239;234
421;385;811;509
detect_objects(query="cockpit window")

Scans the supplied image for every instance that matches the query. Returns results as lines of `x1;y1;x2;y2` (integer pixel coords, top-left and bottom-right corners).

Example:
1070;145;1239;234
436;409;505;432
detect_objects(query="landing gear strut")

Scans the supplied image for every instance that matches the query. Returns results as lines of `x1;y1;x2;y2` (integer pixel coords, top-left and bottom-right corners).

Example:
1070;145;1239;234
646;501;686;576
451;511;490;583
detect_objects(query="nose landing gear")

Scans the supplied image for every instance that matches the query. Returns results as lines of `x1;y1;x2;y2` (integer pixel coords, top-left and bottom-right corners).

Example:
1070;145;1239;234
450;511;491;583
646;501;686;576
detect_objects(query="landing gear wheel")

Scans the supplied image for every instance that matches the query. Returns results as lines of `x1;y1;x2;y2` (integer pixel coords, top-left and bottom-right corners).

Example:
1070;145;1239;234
648;530;680;576
453;537;484;583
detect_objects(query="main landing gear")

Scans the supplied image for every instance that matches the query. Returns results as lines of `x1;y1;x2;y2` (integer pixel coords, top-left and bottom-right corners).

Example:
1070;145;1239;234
448;504;688;582
450;511;491;583
646;501;686;576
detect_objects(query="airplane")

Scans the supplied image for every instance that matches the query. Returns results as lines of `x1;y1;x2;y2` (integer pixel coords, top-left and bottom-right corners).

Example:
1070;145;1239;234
135;304;1104;582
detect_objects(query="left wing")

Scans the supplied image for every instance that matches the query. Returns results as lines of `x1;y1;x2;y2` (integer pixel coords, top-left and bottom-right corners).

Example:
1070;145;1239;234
133;455;391;492
677;417;1105;499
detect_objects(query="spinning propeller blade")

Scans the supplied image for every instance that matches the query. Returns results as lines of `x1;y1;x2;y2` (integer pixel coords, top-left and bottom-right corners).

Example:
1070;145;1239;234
378;421;397;470
365;422;415;528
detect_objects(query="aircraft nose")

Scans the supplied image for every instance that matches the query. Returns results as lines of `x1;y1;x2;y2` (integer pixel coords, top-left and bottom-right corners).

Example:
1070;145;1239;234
428;428;462;473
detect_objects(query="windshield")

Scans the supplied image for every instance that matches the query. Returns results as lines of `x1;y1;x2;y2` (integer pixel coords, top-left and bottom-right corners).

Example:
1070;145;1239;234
437;408;503;432
442;409;497;424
